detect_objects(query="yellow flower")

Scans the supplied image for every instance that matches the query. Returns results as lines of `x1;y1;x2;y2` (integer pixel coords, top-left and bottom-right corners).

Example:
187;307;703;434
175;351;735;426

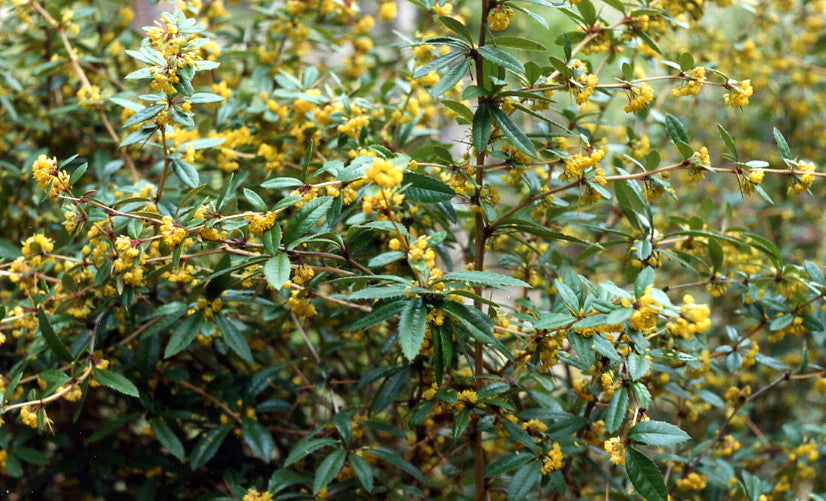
672;67;705;98
245;212;277;236
366;158;404;188
603;437;625;465
243;489;273;501
541;442;564;474
723;80;753;107
488;6;515;31
676;472;707;491
666;294;711;339
623;82;654;113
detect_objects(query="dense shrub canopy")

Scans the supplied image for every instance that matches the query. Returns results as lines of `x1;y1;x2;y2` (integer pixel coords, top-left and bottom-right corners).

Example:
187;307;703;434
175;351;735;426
0;0;825;499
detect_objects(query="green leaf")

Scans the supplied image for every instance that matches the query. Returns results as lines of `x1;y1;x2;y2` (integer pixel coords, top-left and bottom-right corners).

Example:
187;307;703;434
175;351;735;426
502;419;539;453
373;366;410;413
178;137;225;151
284;438;338;467
361;447;427;483
399;298;428;360
164;314;200;358
707;237;723;270
439;16;474;44
507;460;541;500
151;418;186;461
283;196;334;249
478;46;525;74
664;114;689;144
627;353;650;381
430;57;471;98
94;368;139;398
439;301;512;360
260;177;304;189
773;127;792;159
37;307;73;362
242;417;275;461
485;452;534;477
717;124;737;158
243;188;267;211
350;452;374;492
626;448;667;501
188;92;226;104
123;104;165;127
263;253;291;290
472;102;492;153
494;36;547;51
215;314;254;363
492;107;537;158
190;425;232;470
437;270;530;288
442;99;474;123
403;171;455;203
628;420;691;446
414;51;464;79
346;300;406;332
171;159;199;188
604;387;628;433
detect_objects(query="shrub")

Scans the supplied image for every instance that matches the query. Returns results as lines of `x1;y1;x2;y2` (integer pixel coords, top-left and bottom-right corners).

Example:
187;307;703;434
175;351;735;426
0;0;825;499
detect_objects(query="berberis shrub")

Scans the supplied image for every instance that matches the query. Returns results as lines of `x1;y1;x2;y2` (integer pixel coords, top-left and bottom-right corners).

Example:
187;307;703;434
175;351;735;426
0;0;825;499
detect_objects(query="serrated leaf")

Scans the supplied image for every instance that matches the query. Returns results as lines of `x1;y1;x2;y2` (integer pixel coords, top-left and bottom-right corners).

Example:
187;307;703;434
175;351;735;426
437;270;530;288
399;298;427;360
94;368;139;397
37;307;73;362
284;196;333;248
492;107;537;158
430;57;471;98
473;102;492;153
151;418;186;461
478;46;525;74
439;16;474;43
626;448;667;501
627;353;650;381
242;417;274;461
350;452;374;492
123;104;165;127
215;314;254;363
628;420;691;446
190;425;232;470
507;460;541;500
284;438;338;467
164;314;200;358
263;253;291;290
604;387;628;433
403;171;455;203
361;447;427;483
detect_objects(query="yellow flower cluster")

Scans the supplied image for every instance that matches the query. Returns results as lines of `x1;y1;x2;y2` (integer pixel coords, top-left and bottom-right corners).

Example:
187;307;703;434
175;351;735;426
76;84;102;108
666;295;711;339
488;5;515;31
362;192;405;218
541;443;564;474
246;211;277;236
379;0;397;22
788;160;815;195
407;237;436;269
627;286;661;333
603;437;625;465
287;290;317;318
31;154;70;197
242;489;273;501
292;264;315;285
21;234;54;266
723;80;753;107
572;64;599;104
145;13;205;95
562;147;605;180
160;216;187;247
623;83;654;113
366;158;404;188
676;472;708;491
684;146;711;183
672;67;706;97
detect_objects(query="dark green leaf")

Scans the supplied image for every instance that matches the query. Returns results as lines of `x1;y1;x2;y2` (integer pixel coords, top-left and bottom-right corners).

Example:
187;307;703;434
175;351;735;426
361;447;427;483
399;298;427;360
350;452;374;492
215;314;254;363
628;420;691;446
151;418;186;461
664;114;689;144
190;425;232;470
284;196;334;249
403;171;456;203
164;314;200;358
285;438;338;467
37;307;73;362
604;387;628;433
626;448;667;501
492;107;537;158
242;417;274;461
264;253;291;290
94;368;139;398
478;46;525;74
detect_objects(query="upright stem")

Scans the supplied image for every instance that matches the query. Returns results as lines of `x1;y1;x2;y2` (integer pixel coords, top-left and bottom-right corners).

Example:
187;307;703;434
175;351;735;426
472;2;492;500
155;127;171;203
